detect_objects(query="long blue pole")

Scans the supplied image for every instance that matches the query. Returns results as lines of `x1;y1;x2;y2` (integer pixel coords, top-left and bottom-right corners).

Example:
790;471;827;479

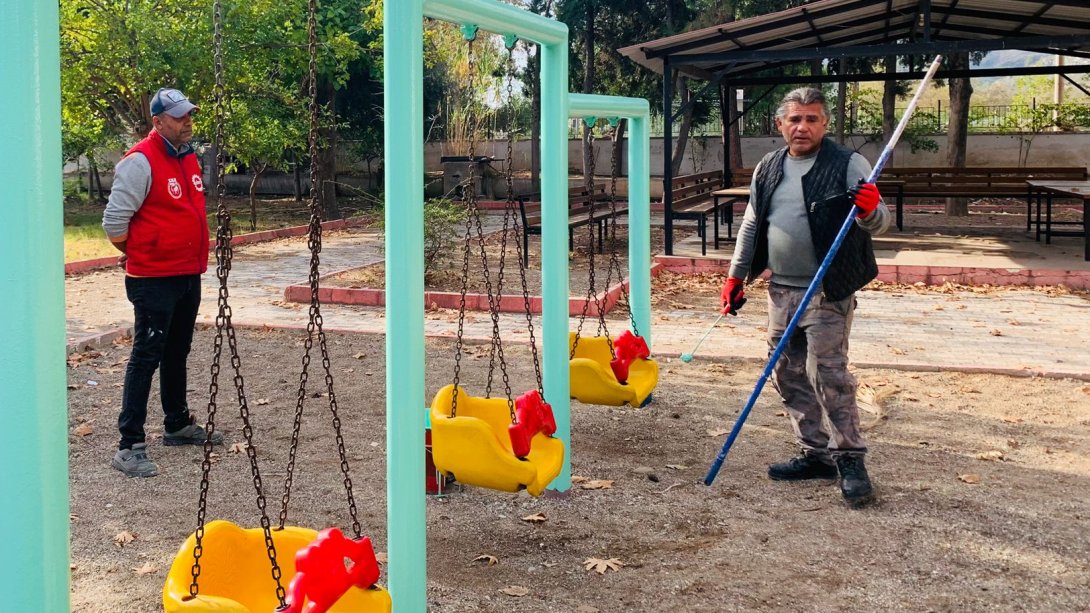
0;1;70;610
704;56;943;486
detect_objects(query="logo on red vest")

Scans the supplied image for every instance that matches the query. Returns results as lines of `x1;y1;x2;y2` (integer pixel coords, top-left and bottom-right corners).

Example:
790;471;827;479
191;174;204;192
167;178;183;199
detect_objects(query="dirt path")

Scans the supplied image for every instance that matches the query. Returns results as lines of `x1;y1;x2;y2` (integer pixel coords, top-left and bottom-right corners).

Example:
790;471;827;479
68;328;1090;612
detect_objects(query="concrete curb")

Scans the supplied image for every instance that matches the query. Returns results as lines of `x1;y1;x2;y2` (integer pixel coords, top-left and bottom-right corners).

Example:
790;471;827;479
285;263;665;316
654;255;1090;290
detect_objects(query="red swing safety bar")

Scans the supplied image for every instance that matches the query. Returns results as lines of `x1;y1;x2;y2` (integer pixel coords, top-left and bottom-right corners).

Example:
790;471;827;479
280;528;381;613
609;330;650;385
507;390;557;458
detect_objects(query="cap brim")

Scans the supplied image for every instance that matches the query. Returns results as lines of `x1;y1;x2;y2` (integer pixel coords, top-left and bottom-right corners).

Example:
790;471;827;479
163;101;198;118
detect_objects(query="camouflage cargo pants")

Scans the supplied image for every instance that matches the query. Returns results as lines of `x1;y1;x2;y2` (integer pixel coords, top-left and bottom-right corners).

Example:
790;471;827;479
767;283;867;459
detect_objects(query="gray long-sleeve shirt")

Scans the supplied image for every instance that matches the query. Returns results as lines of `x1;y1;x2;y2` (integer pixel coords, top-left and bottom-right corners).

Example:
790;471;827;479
101;153;153;241
728;150;890;287
102;133;193;241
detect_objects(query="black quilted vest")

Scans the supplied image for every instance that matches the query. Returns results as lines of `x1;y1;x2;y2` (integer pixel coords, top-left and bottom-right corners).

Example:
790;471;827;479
747;138;878;301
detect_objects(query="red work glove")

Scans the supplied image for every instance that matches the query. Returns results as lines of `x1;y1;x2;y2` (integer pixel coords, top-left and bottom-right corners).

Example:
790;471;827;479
851;182;881;219
720;277;746;316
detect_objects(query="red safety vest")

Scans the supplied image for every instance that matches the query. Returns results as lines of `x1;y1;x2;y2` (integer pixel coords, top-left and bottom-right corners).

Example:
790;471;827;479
124;131;209;277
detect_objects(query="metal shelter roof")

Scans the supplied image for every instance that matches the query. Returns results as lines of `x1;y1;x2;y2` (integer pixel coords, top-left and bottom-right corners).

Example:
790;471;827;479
618;0;1090;85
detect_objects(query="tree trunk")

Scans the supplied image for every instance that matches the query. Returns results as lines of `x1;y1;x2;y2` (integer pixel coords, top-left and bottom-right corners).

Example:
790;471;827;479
883;56;897;140
726;84;743;172
248;163;266;232
836;78;847;145
945;52;973;216
319;81;340;219
671;79;693;177
610;119;626;186
90;158;105;203
292;152;303;202
581;1;597;191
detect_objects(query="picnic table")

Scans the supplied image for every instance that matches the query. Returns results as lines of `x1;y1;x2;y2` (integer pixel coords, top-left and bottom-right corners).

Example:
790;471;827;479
1026;180;1090;261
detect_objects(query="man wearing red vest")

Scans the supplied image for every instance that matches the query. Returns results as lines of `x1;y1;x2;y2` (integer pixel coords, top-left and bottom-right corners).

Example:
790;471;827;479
103;87;224;477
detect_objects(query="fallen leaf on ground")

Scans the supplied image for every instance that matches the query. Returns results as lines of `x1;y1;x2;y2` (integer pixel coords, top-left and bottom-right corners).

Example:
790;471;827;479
354;352;366;359
113;531;137;547
375;552;388;563
571;475;588;484
976;451;1005;461
774;411;787;417
500;585;530;597
990;329;1003;336
958;474;981;484
521;512;547;523
133;562;158;575
707;428;729;437
889;347;906;355
229;442;248;455
1001;416;1023;423
473;554;498;566
1080;386;1090;396
74;422;94;437
579;480;614;490
255;398;270;406
583;557;624;574
665;464;688;470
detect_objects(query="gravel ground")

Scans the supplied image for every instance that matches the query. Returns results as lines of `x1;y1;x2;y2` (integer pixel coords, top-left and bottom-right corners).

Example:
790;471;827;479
68;325;1090;612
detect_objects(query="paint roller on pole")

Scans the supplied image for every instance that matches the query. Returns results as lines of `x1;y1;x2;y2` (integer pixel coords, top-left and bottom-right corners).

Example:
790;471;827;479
703;55;944;487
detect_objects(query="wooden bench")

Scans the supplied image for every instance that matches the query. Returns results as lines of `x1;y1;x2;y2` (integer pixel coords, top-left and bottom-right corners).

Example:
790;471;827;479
669;170;724;255
517;183;628;265
878;166;1089;231
709;166;1088;232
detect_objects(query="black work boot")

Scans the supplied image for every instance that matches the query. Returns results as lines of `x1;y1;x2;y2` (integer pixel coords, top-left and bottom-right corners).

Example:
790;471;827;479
767;454;838;481
836;455;875;508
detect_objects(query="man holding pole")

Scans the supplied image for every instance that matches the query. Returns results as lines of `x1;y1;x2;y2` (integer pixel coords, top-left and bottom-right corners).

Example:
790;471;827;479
722;87;889;508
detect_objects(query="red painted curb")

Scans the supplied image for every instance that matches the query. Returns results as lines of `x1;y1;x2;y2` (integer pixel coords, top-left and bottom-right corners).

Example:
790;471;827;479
65;216;370;275
653;255;1090;290
285;262;665;315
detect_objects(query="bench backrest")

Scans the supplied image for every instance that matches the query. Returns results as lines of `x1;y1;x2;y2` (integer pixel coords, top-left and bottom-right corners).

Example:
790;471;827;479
669;170;723;210
518;183;618;226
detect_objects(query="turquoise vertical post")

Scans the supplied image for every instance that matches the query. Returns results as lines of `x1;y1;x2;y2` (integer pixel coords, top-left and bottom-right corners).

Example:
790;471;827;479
1;1;70;611
567;94;652;348
539;33;572;493
383;0;426;610
627;109;652;346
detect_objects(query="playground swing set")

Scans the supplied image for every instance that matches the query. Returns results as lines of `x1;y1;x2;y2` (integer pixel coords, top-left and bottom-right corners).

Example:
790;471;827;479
6;0;657;611
161;0;390;610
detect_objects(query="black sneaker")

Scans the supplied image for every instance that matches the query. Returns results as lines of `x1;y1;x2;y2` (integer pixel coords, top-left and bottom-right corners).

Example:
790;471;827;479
767;454;838;481
836;455;876;508
164;420;225;446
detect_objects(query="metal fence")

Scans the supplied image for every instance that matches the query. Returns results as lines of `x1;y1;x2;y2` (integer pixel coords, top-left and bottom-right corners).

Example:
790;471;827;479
642;101;1090;138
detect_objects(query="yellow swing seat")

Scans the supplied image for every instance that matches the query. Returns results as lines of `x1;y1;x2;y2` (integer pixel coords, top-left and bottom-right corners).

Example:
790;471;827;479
569;332;659;407
163;520;392;613
429;384;564;496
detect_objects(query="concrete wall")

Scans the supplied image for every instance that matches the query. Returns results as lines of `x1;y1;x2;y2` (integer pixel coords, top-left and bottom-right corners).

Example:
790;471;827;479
83;132;1090;199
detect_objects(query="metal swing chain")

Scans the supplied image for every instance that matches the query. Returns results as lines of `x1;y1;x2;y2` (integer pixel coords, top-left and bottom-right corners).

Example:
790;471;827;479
190;0;286;606
278;0;362;539
486;42;520;398
450;33;479;419
602;120;640;339
570;125;613;360
502;41;545;397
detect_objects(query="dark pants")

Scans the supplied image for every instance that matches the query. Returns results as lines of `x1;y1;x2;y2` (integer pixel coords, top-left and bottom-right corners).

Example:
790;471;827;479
118;275;201;450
